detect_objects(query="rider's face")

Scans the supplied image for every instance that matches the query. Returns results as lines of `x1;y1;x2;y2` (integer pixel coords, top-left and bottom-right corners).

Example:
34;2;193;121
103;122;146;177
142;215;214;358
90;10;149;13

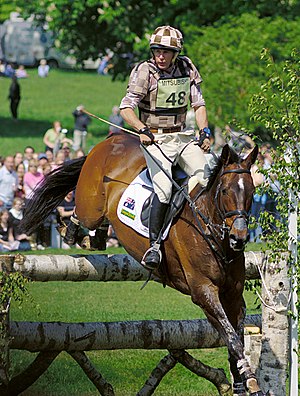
153;49;174;70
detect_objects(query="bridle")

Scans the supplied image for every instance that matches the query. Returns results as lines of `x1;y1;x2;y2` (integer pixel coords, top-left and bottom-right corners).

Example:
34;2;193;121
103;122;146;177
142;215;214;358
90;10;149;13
215;168;251;233
188;166;253;265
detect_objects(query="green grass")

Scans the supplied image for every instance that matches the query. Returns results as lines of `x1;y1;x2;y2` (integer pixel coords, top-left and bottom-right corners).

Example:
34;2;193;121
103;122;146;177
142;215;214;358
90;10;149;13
0;69;127;156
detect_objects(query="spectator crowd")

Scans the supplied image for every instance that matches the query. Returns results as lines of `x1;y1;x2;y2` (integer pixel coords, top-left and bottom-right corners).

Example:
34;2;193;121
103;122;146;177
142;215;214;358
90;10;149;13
0;102;126;252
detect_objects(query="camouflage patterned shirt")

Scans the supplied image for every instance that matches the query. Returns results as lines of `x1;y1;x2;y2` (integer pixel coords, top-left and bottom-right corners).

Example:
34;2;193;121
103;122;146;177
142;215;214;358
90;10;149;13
119;56;206;129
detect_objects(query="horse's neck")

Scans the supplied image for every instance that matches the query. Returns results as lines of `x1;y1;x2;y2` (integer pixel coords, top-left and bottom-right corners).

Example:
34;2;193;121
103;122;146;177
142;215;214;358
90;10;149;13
194;181;221;224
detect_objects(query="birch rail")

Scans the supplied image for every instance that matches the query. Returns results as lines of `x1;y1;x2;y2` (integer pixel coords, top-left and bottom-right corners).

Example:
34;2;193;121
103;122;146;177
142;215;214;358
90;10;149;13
0;252;289;396
12;251;265;282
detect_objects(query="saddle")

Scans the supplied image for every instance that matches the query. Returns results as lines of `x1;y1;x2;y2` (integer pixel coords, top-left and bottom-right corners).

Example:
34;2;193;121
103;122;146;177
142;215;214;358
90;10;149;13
117;164;189;239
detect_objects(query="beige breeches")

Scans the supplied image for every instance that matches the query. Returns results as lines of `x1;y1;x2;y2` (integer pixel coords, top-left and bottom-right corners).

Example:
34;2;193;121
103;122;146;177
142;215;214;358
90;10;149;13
142;132;209;204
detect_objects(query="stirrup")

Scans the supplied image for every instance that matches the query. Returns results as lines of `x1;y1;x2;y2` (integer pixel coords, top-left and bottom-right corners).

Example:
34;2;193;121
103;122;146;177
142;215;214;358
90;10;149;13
141;242;162;270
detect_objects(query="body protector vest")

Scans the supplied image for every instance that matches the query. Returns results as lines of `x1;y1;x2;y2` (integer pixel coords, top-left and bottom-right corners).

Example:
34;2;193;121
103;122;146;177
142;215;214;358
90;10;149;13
137;56;195;129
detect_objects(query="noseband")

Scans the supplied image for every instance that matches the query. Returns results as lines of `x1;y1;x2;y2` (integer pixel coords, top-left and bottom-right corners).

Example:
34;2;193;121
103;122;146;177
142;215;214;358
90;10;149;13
216;168;251;230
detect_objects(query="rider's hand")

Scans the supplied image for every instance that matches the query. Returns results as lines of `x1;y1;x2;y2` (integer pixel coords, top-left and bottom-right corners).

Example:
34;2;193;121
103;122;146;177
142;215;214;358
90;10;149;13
140;134;153;145
139;126;155;146
201;137;211;152
196;127;211;152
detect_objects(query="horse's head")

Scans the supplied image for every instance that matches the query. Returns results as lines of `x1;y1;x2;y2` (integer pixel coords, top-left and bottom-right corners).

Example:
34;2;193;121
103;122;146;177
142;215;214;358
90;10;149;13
217;144;258;251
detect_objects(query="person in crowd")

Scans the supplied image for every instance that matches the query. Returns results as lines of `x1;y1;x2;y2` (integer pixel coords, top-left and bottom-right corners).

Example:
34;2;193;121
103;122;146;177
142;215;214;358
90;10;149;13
57;191;76;249
43;121;73;155
249;149;266;242
23;160;49;249
262;147;281;227
37;153;49;173
15;65;28;79
15;162;26;199
23;146;35;172
74;148;85;158
8;75;21;120
61;143;72;161
0;156;18;209
38;59;49;77
23;160;44;203
0;209;16;252
72;105;91;152
53;150;66;168
108;106;125;136
8;197;31;251
45;149;55;167
97;55;112;75
14;152;23;168
4;63;15;78
119;25;210;269
0;60;5;76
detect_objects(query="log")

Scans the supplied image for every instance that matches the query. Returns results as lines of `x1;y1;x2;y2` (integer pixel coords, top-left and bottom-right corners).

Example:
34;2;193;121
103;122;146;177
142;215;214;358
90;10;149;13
13;252;264;282
10;314;261;352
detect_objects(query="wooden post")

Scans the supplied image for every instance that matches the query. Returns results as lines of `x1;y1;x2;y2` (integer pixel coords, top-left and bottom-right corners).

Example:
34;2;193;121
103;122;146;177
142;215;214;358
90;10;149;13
257;254;290;396
0;255;15;387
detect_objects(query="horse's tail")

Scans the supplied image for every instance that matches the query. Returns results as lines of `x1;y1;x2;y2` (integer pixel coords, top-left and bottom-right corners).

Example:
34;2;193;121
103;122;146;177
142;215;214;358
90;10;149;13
20;156;86;235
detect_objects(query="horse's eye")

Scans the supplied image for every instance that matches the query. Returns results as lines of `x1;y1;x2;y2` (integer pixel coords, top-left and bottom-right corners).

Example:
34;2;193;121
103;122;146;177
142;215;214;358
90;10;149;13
221;189;228;195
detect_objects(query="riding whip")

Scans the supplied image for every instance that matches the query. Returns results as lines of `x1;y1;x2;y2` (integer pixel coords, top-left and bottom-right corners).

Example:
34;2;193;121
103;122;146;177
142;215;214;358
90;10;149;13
83;109;139;137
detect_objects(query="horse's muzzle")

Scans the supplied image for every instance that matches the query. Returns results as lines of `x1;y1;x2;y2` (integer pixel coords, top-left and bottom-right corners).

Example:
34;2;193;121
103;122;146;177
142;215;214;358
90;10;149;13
229;217;249;251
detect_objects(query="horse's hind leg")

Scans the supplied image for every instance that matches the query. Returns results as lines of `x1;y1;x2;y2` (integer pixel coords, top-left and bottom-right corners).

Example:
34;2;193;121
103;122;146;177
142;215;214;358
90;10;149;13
190;282;264;395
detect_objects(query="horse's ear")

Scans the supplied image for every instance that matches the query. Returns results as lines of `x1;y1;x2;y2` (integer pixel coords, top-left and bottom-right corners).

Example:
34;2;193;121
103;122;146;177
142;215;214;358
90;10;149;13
243;145;259;169
221;144;239;165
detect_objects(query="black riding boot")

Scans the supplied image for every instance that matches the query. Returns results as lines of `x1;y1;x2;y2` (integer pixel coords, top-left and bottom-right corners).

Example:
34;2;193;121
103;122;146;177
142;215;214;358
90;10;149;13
142;195;168;270
63;215;80;245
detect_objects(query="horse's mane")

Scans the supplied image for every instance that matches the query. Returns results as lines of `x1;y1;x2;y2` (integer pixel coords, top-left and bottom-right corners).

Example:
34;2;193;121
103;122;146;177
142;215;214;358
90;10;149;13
205;146;242;191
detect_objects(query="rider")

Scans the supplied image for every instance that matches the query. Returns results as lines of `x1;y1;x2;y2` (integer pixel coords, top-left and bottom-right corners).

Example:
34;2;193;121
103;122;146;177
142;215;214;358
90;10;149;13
119;25;211;270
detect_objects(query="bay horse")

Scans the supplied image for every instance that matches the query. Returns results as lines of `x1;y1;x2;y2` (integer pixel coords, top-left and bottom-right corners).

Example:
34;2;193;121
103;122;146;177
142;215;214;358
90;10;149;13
21;134;267;396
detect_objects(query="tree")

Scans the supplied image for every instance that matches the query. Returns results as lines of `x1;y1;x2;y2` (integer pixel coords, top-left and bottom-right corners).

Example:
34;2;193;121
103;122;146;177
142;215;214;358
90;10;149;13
184;13;300;135
249;48;299;301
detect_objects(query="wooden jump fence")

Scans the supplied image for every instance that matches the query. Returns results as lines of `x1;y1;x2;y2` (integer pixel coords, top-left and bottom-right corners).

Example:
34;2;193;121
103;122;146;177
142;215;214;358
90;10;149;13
0;252;290;396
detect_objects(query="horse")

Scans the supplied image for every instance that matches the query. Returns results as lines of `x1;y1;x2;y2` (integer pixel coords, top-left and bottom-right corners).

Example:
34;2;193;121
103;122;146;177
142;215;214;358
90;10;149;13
21;134;267;396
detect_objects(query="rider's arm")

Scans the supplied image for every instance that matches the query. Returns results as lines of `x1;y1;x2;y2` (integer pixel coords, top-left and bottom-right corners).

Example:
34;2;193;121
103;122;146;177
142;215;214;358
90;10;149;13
194;105;210;152
120;108;145;132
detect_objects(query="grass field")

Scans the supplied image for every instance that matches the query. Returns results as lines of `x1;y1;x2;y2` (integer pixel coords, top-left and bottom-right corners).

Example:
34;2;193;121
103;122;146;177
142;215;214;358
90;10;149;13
1;69;263;395
0;69;127;156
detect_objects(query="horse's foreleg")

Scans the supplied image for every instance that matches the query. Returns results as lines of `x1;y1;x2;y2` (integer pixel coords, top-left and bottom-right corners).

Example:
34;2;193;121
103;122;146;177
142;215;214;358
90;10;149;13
190;283;263;395
228;305;247;396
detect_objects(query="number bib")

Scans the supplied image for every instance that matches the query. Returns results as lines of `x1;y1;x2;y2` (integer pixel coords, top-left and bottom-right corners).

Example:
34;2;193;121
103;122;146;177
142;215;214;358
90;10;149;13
156;77;190;109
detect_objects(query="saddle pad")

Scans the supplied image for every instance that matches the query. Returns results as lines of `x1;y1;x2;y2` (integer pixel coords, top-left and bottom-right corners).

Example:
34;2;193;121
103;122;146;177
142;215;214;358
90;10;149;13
117;170;171;239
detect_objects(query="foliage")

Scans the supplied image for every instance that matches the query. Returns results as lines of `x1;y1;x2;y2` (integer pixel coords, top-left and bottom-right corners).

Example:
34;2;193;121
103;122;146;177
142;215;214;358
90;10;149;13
0;271;30;307
249;49;299;306
184;13;300;136
0;0;16;23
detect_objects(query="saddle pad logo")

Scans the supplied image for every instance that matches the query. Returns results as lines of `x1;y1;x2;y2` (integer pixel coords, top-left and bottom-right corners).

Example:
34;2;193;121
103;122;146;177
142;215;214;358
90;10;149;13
121;196;136;220
123;196;135;210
